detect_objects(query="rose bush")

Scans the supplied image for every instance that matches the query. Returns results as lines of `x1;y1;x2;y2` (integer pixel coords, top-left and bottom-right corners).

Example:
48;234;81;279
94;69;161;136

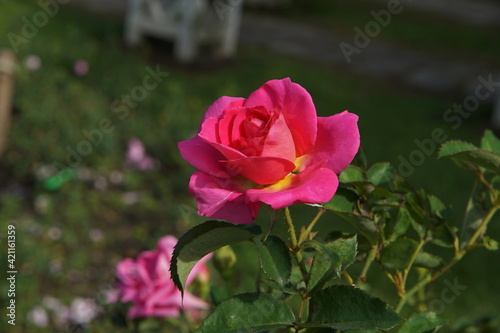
115;235;210;319
178;78;360;224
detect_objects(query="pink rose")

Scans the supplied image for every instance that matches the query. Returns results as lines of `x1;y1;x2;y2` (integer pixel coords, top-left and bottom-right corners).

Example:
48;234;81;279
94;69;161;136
73;59;89;76
116;235;210;319
178;78;360;224
126;138;156;170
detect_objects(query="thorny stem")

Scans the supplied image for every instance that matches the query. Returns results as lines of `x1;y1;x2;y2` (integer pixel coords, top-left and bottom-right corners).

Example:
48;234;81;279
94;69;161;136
396;204;499;313
464;205;499;250
284;207;298;248
357;244;378;284
283;207;308;280
399;240;425;293
297;296;307;323
298;208;325;244
395;274;431;313
477;171;496;199
343;270;354;285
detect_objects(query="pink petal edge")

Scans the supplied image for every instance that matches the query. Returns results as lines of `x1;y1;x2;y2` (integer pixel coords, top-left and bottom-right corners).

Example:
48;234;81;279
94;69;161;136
188;171;261;224
304;111;360;174
244;78;318;156
246;164;339;209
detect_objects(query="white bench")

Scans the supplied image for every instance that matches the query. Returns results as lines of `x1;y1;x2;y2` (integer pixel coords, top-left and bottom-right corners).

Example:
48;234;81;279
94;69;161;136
124;0;243;63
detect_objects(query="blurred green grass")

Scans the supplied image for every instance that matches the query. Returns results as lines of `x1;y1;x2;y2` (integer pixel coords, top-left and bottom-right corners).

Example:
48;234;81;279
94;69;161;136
0;0;498;332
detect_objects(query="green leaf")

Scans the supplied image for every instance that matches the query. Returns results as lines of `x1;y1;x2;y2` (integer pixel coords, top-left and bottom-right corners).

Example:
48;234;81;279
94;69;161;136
380;238;419;270
438;141;500;175
302;236;357;295
302;240;341;295
398;311;445;333
325;187;358;213
483;236;499;251
329;235;358;270
325;209;378;244
438;140;478;157
428;195;451;219
430;224;456;248
404;195;427;239
171;221;261;294
260;279;298;295
481;130;500;154
414;251;442;268
304;285;401;330
367;162;396;186
254;236;292;287
339;165;365;183
389;207;412;242
194;293;295;333
460;180;492;246
349;181;397;199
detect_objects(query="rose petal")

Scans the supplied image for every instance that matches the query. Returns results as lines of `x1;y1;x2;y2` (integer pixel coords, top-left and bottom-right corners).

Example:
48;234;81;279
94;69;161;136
199;130;247;160
189;171;261;224
246;164;338;209
244;78;317;156
223;156;296;185
154;252;171;283
143;306;180;318
260;111;295;162
116;258;137;285
178;136;232;178
304;111;360;174
181;291;210;310
143;283;176;309
157;235;178;254
128;304;179;319
186;254;213;285
217;105;241;146
200;97;245;127
137;251;158;282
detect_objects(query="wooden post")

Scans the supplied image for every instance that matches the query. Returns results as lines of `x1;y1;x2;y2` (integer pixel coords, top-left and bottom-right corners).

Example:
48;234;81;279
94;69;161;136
0;50;16;157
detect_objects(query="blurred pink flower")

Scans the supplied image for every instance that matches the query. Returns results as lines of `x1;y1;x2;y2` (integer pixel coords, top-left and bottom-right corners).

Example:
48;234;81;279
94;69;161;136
116;235;211;319
73;59;89;76
104;289;120;304
70;298;100;324
126;138;156;170
24;55;41;71
27;306;49;328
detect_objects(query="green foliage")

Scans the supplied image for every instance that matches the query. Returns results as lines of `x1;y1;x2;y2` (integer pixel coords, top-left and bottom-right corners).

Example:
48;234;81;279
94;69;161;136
367;162;396;186
339;165;366;183
481;130;500;154
380;238;419;270
314;130;500;332
171;221;261;294
194;293;295;333
304;285;401;330
254;236;292;287
398;311;445;333
438;140;500;175
301;236;357;295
